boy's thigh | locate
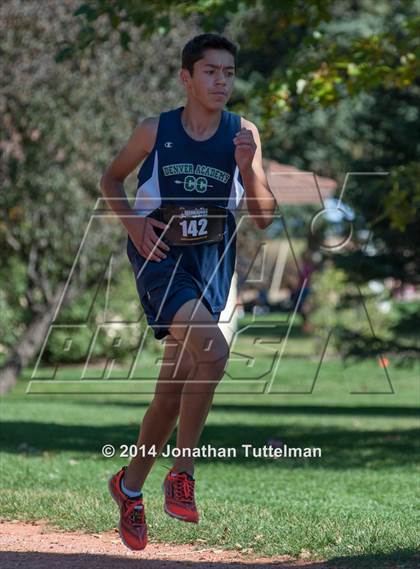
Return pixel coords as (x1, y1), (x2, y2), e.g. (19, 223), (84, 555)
(169, 298), (229, 365)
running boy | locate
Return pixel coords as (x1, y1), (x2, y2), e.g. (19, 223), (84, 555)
(100, 33), (276, 551)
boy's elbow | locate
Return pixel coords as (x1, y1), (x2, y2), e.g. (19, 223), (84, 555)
(99, 171), (118, 193)
(255, 218), (266, 230)
(254, 216), (273, 230)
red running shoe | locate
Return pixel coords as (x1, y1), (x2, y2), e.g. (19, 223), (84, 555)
(162, 468), (199, 523)
(108, 466), (147, 551)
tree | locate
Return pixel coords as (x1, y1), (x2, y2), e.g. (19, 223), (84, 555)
(66, 1), (419, 108)
(0, 0), (195, 392)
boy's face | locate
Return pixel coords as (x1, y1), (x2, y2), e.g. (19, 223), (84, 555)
(180, 48), (235, 110)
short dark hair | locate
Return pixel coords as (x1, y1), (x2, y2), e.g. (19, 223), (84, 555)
(181, 33), (238, 75)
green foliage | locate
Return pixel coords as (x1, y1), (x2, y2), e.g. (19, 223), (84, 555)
(228, 1), (420, 305)
(0, 0), (193, 361)
(69, 1), (419, 109)
(0, 259), (27, 350)
(290, 15), (419, 109)
(385, 162), (420, 232)
(43, 267), (145, 364)
(310, 264), (419, 366)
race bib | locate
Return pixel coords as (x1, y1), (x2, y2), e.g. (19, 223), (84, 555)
(159, 204), (227, 246)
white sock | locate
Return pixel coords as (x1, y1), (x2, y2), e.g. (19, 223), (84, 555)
(121, 475), (142, 498)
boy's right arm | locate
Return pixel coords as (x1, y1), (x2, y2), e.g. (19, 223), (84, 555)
(99, 117), (169, 262)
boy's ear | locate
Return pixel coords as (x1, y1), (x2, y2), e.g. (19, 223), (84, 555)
(179, 68), (191, 87)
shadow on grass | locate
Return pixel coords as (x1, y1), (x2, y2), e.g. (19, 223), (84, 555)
(1, 419), (418, 468)
(106, 402), (420, 418)
(0, 549), (418, 569)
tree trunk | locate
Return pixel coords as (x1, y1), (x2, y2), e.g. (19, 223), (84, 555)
(0, 291), (63, 394)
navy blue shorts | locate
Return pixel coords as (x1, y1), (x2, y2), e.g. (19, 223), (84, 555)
(127, 237), (221, 340)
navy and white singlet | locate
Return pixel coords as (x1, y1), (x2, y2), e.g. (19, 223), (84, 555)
(127, 105), (244, 340)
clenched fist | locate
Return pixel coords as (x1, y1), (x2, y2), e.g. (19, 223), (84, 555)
(233, 127), (256, 173)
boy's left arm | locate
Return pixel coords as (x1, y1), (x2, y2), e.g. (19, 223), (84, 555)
(234, 118), (277, 229)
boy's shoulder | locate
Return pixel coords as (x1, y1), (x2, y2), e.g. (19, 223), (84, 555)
(224, 109), (259, 133)
(222, 109), (260, 136)
(138, 106), (177, 131)
(135, 107), (180, 151)
(140, 115), (159, 131)
(132, 116), (159, 154)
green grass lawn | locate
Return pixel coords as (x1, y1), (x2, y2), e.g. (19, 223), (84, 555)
(1, 316), (419, 567)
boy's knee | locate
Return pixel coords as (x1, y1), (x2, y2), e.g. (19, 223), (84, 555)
(209, 335), (230, 368)
(190, 330), (229, 362)
(197, 341), (229, 381)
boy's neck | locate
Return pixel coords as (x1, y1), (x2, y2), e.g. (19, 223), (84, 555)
(181, 99), (222, 140)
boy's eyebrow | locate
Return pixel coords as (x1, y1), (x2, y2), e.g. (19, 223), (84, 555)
(203, 63), (235, 70)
